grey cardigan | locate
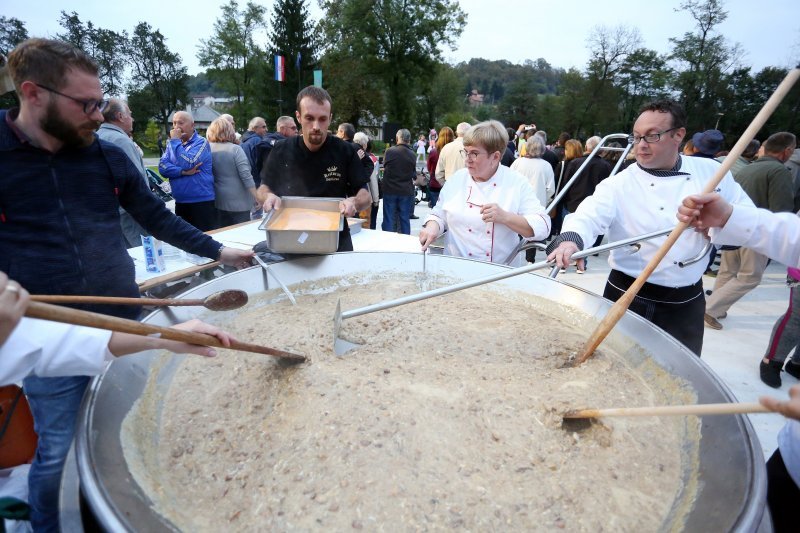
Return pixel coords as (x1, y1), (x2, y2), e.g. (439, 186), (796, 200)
(210, 142), (256, 212)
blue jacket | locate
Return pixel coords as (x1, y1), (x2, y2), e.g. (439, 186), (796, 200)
(158, 131), (215, 203)
(240, 130), (263, 180)
(0, 109), (222, 319)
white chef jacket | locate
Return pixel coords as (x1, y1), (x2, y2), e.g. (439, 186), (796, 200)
(561, 155), (754, 287)
(708, 204), (800, 487)
(0, 317), (113, 385)
(424, 165), (550, 266)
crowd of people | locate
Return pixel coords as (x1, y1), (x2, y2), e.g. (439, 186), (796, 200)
(1, 35), (800, 531)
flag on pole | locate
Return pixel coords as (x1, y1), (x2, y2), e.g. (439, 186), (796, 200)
(295, 51), (302, 70)
(274, 55), (285, 82)
(313, 69), (322, 87)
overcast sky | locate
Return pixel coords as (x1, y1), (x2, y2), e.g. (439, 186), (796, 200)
(6, 0), (800, 77)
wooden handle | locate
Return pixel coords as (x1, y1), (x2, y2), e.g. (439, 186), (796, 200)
(24, 301), (305, 362)
(573, 67), (800, 366)
(31, 295), (204, 307)
(564, 402), (770, 419)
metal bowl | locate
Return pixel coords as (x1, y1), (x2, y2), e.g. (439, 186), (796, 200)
(73, 252), (766, 531)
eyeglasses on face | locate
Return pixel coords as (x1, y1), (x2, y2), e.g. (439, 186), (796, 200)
(460, 149), (489, 161)
(36, 83), (108, 115)
(627, 127), (679, 145)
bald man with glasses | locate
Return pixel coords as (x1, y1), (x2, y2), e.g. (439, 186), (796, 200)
(546, 100), (753, 356)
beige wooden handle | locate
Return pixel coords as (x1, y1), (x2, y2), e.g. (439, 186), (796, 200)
(564, 402), (770, 419)
(574, 67), (800, 366)
(31, 295), (203, 307)
(24, 301), (305, 362)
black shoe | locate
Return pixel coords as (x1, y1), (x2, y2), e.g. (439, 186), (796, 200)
(410, 215), (419, 219)
(785, 359), (800, 380)
(760, 360), (783, 388)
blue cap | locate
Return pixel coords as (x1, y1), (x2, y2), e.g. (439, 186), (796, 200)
(692, 129), (724, 156)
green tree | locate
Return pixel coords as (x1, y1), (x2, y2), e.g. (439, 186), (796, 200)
(270, 0), (317, 96)
(579, 24), (642, 135)
(0, 16), (28, 108)
(127, 22), (189, 131)
(198, 0), (267, 124)
(319, 0), (466, 125)
(0, 16), (28, 56)
(57, 11), (127, 95)
(323, 51), (386, 127)
(496, 69), (539, 128)
(669, 0), (741, 131)
(616, 49), (672, 131)
(413, 62), (463, 131)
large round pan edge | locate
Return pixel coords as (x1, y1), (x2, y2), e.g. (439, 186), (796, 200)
(74, 251), (766, 532)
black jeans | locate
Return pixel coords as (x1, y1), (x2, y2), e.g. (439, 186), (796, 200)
(604, 270), (705, 356)
(766, 448), (800, 533)
(176, 200), (218, 232)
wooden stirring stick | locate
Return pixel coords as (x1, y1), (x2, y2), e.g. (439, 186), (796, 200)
(25, 301), (305, 362)
(572, 66), (800, 367)
(30, 289), (248, 312)
(563, 402), (770, 420)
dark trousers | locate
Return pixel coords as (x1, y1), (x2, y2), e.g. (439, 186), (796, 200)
(428, 189), (441, 208)
(381, 195), (414, 235)
(176, 200), (218, 232)
(603, 269), (705, 356)
(218, 209), (250, 228)
(766, 448), (800, 533)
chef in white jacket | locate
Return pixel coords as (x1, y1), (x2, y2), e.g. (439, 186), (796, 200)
(419, 120), (550, 266)
(677, 192), (800, 533)
(0, 272), (232, 386)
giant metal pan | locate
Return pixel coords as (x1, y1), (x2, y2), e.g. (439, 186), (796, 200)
(72, 252), (767, 531)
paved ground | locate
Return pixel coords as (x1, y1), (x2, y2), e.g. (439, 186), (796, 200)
(401, 197), (792, 459)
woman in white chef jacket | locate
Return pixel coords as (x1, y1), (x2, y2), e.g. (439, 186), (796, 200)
(419, 120), (550, 266)
(0, 272), (232, 386)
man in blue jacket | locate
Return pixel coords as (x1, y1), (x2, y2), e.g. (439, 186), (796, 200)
(1, 38), (253, 531)
(159, 111), (217, 231)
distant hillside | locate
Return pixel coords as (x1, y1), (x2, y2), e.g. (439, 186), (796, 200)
(186, 72), (229, 96)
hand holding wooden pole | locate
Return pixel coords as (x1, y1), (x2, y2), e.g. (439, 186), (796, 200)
(572, 67), (800, 367)
(25, 301), (306, 362)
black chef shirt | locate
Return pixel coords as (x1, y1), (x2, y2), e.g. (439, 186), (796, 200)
(263, 134), (369, 251)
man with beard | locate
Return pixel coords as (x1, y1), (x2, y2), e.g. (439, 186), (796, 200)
(257, 86), (370, 251)
(0, 38), (253, 531)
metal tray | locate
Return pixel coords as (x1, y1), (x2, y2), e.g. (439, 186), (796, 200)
(258, 196), (343, 253)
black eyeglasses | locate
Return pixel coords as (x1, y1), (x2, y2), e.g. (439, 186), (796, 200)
(628, 127), (679, 145)
(37, 84), (108, 115)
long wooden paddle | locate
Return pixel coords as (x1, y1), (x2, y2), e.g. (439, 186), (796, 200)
(572, 66), (800, 367)
(563, 402), (770, 420)
(24, 301), (305, 362)
(30, 289), (249, 311)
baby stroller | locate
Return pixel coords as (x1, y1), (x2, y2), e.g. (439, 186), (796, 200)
(413, 164), (429, 206)
(146, 168), (174, 203)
